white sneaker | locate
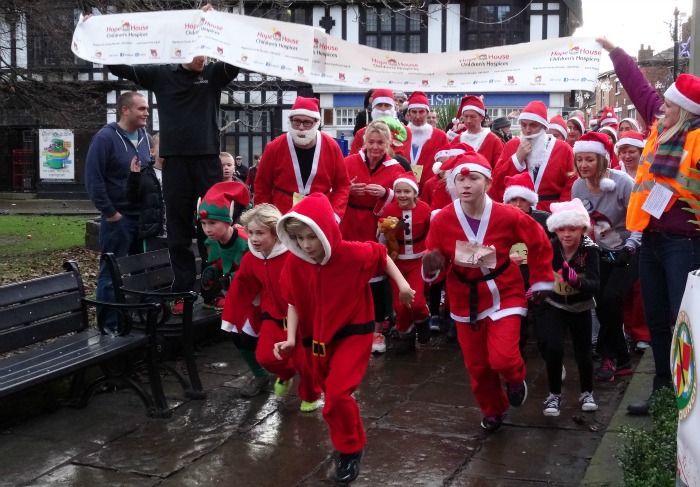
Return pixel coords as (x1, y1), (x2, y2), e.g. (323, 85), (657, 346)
(371, 332), (386, 354)
(580, 391), (598, 411)
(635, 341), (651, 352)
(543, 394), (561, 417)
(561, 365), (566, 381)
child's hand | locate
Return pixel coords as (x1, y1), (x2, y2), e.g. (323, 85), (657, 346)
(509, 252), (524, 266)
(273, 339), (295, 360)
(561, 261), (581, 288)
(422, 249), (445, 275)
(398, 286), (415, 307)
(130, 156), (140, 173)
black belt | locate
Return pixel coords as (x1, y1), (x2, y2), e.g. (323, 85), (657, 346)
(450, 260), (511, 329)
(260, 312), (286, 330)
(272, 186), (330, 198)
(300, 321), (375, 356)
(397, 233), (426, 245)
(347, 202), (374, 211)
(538, 193), (561, 201)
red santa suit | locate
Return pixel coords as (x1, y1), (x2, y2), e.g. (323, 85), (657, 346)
(278, 193), (388, 455)
(377, 199), (431, 333)
(340, 152), (404, 242)
(420, 174), (453, 210)
(408, 124), (449, 189)
(490, 135), (575, 212)
(459, 129), (504, 169)
(350, 124), (413, 160)
(222, 240), (321, 403)
(255, 131), (350, 218)
(424, 197), (554, 416)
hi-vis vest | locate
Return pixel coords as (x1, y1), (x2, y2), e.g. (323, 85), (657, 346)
(626, 122), (700, 231)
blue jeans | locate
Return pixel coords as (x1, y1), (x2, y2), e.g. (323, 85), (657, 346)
(96, 214), (141, 303)
(639, 231), (700, 388)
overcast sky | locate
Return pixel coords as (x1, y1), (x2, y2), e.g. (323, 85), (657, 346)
(574, 0), (693, 72)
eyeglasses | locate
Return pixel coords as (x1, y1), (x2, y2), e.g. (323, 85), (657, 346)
(290, 118), (316, 129)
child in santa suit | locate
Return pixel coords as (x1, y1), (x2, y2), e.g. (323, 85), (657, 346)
(199, 182), (269, 397)
(221, 203), (322, 411)
(375, 172), (432, 353)
(273, 193), (415, 484)
(422, 152), (554, 432)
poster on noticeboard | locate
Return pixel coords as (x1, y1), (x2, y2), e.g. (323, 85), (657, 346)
(38, 129), (75, 181)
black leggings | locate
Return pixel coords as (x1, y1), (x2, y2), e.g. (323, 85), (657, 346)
(370, 279), (390, 322)
(534, 305), (593, 395)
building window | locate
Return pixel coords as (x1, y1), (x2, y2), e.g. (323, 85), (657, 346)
(335, 108), (360, 127)
(246, 4), (311, 25)
(627, 107), (638, 121)
(462, 1), (526, 49)
(615, 80), (621, 94)
(360, 7), (426, 53)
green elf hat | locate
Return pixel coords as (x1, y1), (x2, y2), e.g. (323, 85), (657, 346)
(197, 181), (250, 223)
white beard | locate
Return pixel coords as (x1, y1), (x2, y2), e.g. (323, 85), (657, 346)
(408, 122), (432, 147)
(289, 123), (319, 146)
(524, 129), (548, 169)
(372, 107), (397, 121)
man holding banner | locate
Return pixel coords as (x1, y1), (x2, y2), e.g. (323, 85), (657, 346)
(406, 91), (448, 190)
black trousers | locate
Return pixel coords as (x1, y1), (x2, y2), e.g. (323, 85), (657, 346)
(162, 155), (223, 292)
(534, 305), (593, 395)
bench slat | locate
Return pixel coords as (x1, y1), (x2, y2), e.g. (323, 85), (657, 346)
(114, 248), (171, 275)
(121, 267), (174, 293)
(0, 272), (80, 308)
(0, 312), (86, 354)
(0, 291), (83, 332)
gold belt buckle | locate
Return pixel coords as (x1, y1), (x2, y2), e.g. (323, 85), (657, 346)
(312, 340), (326, 356)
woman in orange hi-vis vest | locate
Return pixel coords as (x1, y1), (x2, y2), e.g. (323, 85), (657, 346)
(598, 37), (700, 416)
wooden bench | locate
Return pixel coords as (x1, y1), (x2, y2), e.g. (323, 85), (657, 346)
(0, 261), (171, 418)
(104, 248), (223, 400)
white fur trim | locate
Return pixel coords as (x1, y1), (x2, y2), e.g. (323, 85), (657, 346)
(518, 112), (548, 128)
(503, 185), (538, 207)
(408, 102), (430, 111)
(435, 147), (467, 161)
(432, 161), (443, 174)
(276, 211), (332, 265)
(573, 140), (606, 155)
(548, 123), (568, 140)
(615, 137), (645, 152)
(599, 177), (617, 192)
(664, 82), (700, 115)
(461, 105), (485, 117)
(546, 209), (591, 232)
(289, 109), (320, 120)
(373, 96), (395, 107)
(393, 178), (419, 194)
(600, 117), (617, 127)
(247, 240), (287, 259)
(452, 163), (491, 179)
(568, 117), (585, 133)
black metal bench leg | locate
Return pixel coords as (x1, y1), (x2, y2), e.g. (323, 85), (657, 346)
(143, 345), (172, 418)
(181, 308), (206, 400)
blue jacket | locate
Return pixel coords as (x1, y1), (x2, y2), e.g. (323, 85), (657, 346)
(85, 122), (152, 218)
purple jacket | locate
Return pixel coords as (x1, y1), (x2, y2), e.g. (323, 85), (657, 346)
(608, 47), (662, 129)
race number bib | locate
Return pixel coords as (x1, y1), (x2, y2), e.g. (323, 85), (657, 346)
(553, 270), (583, 296)
(292, 192), (306, 207)
(510, 242), (528, 264)
(641, 183), (673, 219)
(410, 164), (423, 182)
(454, 241), (497, 269)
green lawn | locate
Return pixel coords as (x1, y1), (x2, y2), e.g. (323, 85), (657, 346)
(0, 215), (87, 258)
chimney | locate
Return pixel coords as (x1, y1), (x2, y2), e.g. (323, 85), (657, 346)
(638, 44), (654, 62)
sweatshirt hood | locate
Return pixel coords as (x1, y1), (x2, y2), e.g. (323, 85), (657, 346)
(276, 193), (340, 265)
(247, 239), (287, 259)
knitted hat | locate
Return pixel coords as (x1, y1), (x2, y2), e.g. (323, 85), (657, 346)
(393, 171), (419, 193)
(433, 142), (474, 173)
(567, 115), (585, 134)
(619, 117), (641, 132)
(518, 100), (549, 127)
(198, 181), (250, 223)
(407, 91), (430, 111)
(547, 198), (591, 232)
(615, 130), (646, 153)
(458, 95), (485, 117)
(503, 172), (538, 207)
(289, 96), (321, 120)
(573, 132), (616, 192)
(491, 117), (510, 130)
(599, 106), (618, 127)
(664, 74), (700, 115)
(548, 115), (568, 139)
(372, 88), (395, 108)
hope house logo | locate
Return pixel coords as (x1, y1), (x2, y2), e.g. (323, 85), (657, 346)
(673, 311), (696, 420)
(106, 20), (148, 34)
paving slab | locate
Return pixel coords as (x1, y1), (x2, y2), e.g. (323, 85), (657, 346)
(31, 464), (159, 487)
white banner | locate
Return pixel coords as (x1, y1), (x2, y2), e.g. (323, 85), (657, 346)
(72, 10), (601, 93)
(673, 270), (700, 487)
(38, 129), (75, 181)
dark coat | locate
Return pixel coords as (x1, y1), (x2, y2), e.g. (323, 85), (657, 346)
(126, 163), (165, 239)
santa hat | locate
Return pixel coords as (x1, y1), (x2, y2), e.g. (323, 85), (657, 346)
(458, 95), (485, 117)
(442, 151), (492, 197)
(547, 198), (591, 232)
(600, 106), (618, 127)
(503, 172), (538, 207)
(548, 115), (568, 139)
(663, 74), (700, 115)
(393, 171), (419, 194)
(620, 117), (641, 132)
(518, 100), (549, 127)
(615, 130), (646, 153)
(599, 125), (618, 144)
(372, 88), (395, 108)
(568, 115), (585, 134)
(589, 119), (598, 129)
(573, 132), (617, 192)
(198, 181), (250, 223)
(433, 142), (474, 174)
(289, 96), (321, 120)
(407, 91), (430, 111)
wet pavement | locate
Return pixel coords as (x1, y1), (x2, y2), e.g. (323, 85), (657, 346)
(0, 332), (645, 487)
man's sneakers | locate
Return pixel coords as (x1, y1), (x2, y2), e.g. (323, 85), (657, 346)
(579, 391), (598, 411)
(506, 381), (528, 407)
(635, 341), (651, 353)
(594, 357), (616, 382)
(273, 377), (293, 398)
(445, 317), (457, 341)
(171, 299), (185, 315)
(429, 315), (442, 333)
(371, 332), (386, 354)
(240, 375), (270, 397)
(300, 399), (323, 412)
(335, 450), (363, 484)
(480, 414), (504, 432)
(543, 394), (561, 416)
(415, 318), (431, 344)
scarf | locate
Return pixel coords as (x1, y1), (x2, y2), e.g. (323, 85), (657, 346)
(649, 116), (700, 177)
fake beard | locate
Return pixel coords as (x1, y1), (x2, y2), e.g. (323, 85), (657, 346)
(289, 124), (319, 146)
(524, 129), (547, 168)
(408, 122), (432, 146)
(372, 107), (397, 121)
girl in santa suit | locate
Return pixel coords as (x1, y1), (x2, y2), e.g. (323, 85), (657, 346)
(422, 151), (554, 432)
(375, 172), (433, 353)
(341, 119), (406, 353)
(222, 204), (322, 411)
